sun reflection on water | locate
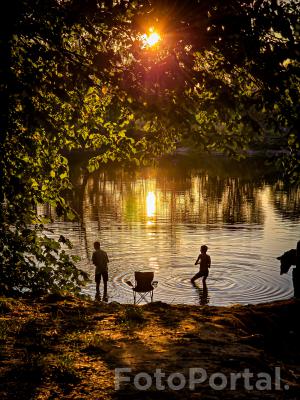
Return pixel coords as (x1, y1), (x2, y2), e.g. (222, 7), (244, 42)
(146, 191), (156, 218)
(40, 164), (300, 306)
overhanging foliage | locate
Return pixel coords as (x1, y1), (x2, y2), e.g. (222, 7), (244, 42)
(0, 0), (299, 294)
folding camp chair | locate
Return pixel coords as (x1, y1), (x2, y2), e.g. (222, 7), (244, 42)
(126, 272), (158, 304)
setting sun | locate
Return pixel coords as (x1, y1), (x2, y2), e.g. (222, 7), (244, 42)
(142, 27), (161, 48)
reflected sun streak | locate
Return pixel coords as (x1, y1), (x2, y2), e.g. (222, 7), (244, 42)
(146, 191), (156, 218)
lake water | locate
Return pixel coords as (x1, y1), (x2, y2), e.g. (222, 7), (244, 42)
(41, 156), (300, 306)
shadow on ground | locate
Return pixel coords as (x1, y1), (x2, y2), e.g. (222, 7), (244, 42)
(0, 296), (299, 399)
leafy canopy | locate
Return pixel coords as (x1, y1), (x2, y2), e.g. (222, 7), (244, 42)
(0, 0), (299, 294)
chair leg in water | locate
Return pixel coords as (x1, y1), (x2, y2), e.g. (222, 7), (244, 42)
(133, 290), (154, 304)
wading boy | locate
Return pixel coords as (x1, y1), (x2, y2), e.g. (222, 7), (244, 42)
(191, 245), (211, 286)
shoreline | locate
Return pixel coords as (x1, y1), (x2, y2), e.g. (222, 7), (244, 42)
(1, 295), (299, 399)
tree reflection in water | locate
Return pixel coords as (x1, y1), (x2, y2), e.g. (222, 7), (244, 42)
(36, 157), (300, 305)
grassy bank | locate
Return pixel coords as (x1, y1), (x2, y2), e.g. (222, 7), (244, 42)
(0, 296), (299, 399)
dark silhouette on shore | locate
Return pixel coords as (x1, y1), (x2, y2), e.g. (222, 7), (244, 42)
(191, 245), (211, 287)
(92, 241), (109, 301)
(277, 240), (300, 298)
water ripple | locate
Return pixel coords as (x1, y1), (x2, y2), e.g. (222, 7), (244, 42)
(45, 167), (299, 306)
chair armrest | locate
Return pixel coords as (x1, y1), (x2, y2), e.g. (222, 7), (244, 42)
(152, 281), (158, 288)
(126, 280), (133, 287)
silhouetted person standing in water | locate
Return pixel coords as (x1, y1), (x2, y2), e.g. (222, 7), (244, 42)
(92, 241), (109, 301)
(191, 245), (211, 288)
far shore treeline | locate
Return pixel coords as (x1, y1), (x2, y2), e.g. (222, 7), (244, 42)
(0, 0), (299, 295)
